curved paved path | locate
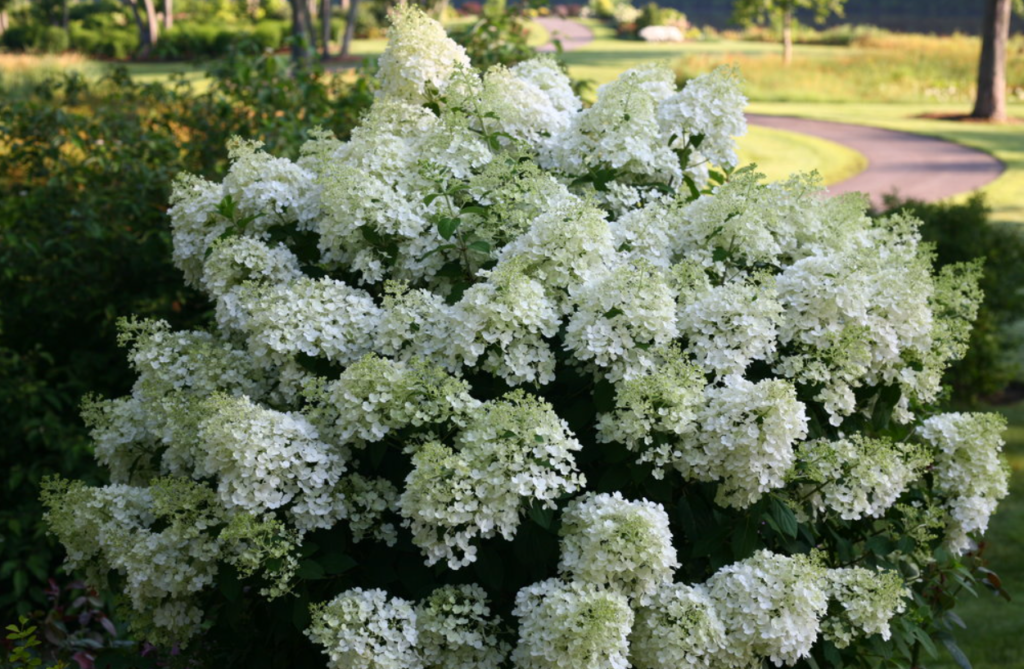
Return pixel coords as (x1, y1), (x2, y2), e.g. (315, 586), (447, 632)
(747, 114), (1005, 209)
(535, 16), (595, 52)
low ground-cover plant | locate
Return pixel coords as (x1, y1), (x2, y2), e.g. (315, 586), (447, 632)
(40, 5), (1011, 669)
(0, 51), (372, 627)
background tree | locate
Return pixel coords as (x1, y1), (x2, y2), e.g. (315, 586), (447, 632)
(121, 0), (159, 54)
(732, 0), (848, 65)
(971, 0), (1022, 121)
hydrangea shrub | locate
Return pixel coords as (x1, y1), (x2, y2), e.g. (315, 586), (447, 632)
(43, 5), (1010, 668)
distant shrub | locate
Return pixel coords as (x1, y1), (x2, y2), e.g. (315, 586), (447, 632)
(252, 19), (289, 50)
(883, 194), (1024, 403)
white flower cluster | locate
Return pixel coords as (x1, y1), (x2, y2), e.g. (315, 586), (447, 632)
(400, 391), (585, 568)
(511, 579), (634, 669)
(919, 412), (1010, 554)
(796, 435), (932, 521)
(306, 585), (507, 669)
(679, 376), (808, 508)
(306, 588), (421, 669)
(198, 395), (348, 532)
(558, 492), (679, 602)
(706, 550), (829, 667)
(415, 584), (509, 669)
(629, 583), (726, 669)
(824, 567), (908, 648)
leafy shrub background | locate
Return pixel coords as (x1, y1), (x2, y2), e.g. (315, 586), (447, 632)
(883, 195), (1024, 404)
(0, 52), (373, 624)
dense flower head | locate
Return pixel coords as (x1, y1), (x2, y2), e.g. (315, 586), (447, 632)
(306, 588), (421, 669)
(558, 492), (679, 601)
(511, 579), (633, 669)
(629, 583), (727, 669)
(46, 7), (1002, 666)
(415, 584), (509, 669)
(919, 412), (1010, 554)
(707, 550), (829, 667)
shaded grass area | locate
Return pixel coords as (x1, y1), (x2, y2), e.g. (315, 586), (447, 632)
(930, 402), (1024, 669)
(738, 124), (867, 186)
(746, 101), (1024, 226)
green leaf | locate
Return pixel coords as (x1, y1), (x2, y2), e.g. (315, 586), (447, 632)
(936, 630), (972, 669)
(460, 205), (488, 216)
(320, 553), (358, 575)
(467, 240), (491, 254)
(712, 247), (730, 263)
(731, 518), (759, 560)
(437, 217), (460, 240)
(769, 497), (799, 538)
(296, 560), (326, 580)
(423, 193), (441, 206)
(709, 169), (726, 185)
(528, 503), (555, 531)
(871, 384), (902, 431)
(603, 307), (624, 319)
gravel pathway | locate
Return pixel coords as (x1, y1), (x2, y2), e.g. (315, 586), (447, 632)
(747, 114), (1005, 209)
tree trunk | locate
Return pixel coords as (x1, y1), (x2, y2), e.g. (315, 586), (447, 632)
(972, 0), (1012, 121)
(62, 0), (69, 29)
(341, 0), (359, 56)
(0, 11), (7, 36)
(123, 0), (154, 55)
(321, 0), (331, 59)
(434, 0), (448, 20)
(290, 0), (315, 62)
(164, 0), (173, 31)
(781, 8), (793, 66)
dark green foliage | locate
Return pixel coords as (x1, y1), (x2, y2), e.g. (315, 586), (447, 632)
(451, 0), (540, 70)
(883, 194), (1024, 404)
(0, 54), (373, 626)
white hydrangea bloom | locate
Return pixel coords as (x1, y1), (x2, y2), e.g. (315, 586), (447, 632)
(558, 492), (679, 602)
(377, 284), (461, 369)
(543, 66), (679, 185)
(311, 354), (477, 446)
(336, 473), (400, 546)
(168, 172), (227, 287)
(676, 273), (783, 376)
(824, 567), (908, 648)
(198, 395), (348, 531)
(399, 392), (585, 568)
(416, 585), (509, 669)
(707, 550), (828, 667)
(595, 345), (705, 475)
(238, 276), (382, 365)
(201, 236), (303, 331)
(511, 56), (581, 119)
(223, 138), (321, 229)
(476, 66), (569, 149)
(630, 583), (727, 669)
(919, 412), (1010, 554)
(306, 588), (422, 669)
(453, 260), (561, 385)
(565, 261), (679, 382)
(512, 579), (633, 669)
(796, 436), (931, 521)
(376, 4), (471, 104)
(658, 66), (747, 170)
(497, 196), (616, 308)
(678, 376), (808, 508)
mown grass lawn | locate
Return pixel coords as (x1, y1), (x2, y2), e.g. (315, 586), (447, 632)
(930, 402), (1024, 669)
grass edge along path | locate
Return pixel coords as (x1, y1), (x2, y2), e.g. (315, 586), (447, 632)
(746, 101), (1024, 226)
(738, 124), (867, 186)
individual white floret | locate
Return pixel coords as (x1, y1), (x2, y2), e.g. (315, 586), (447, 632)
(512, 579), (633, 669)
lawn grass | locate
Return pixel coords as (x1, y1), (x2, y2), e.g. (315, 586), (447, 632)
(929, 401), (1024, 669)
(738, 125), (867, 186)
